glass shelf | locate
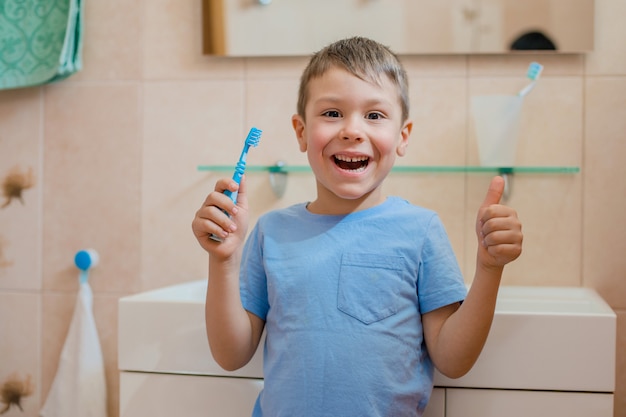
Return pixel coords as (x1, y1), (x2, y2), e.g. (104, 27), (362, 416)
(197, 164), (579, 199)
(197, 165), (580, 175)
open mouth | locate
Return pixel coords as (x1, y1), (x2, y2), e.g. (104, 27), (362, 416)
(333, 155), (369, 172)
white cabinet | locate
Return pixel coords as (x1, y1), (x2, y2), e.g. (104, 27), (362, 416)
(118, 280), (263, 417)
(434, 286), (616, 393)
(119, 283), (616, 417)
(446, 389), (614, 417)
(435, 286), (616, 417)
(120, 372), (262, 417)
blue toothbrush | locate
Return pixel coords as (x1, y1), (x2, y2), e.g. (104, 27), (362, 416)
(517, 62), (543, 97)
(210, 127), (262, 242)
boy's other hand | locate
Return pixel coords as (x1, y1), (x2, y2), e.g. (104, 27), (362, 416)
(475, 176), (523, 270)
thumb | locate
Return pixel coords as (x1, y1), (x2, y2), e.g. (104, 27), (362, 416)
(481, 176), (505, 208)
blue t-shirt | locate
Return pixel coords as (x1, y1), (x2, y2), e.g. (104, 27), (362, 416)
(240, 197), (467, 417)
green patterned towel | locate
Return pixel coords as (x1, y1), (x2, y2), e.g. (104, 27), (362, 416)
(0, 0), (83, 90)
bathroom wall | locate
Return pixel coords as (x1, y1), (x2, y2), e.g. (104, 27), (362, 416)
(0, 1), (624, 416)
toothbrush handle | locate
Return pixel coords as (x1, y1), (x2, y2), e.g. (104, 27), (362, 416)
(518, 81), (536, 97)
(210, 140), (254, 242)
(223, 158), (247, 202)
(210, 163), (243, 241)
(231, 160), (246, 186)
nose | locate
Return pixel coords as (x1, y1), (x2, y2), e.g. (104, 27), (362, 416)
(341, 116), (363, 141)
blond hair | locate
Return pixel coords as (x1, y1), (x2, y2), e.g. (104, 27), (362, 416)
(296, 37), (410, 122)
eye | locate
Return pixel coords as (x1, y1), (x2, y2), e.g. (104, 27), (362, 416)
(322, 110), (341, 118)
(366, 112), (385, 120)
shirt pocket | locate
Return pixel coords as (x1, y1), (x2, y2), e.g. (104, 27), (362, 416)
(337, 253), (405, 325)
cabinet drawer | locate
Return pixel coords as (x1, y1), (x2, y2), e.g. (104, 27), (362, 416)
(120, 372), (263, 417)
(446, 388), (613, 417)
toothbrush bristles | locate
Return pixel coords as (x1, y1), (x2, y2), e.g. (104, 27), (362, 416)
(518, 62), (543, 97)
(528, 62), (543, 81)
(246, 127), (262, 147)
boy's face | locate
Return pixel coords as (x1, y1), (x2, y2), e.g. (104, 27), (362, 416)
(292, 67), (412, 214)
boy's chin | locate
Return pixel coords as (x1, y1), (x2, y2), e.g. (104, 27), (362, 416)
(324, 184), (384, 205)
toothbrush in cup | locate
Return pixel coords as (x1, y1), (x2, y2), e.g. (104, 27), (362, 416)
(517, 62), (543, 97)
(210, 127), (262, 242)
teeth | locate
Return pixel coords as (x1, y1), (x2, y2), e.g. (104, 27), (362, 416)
(333, 154), (369, 173)
(334, 155), (368, 162)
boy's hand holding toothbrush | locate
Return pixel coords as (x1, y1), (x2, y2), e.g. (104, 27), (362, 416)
(475, 176), (523, 271)
(192, 127), (261, 258)
(192, 175), (250, 259)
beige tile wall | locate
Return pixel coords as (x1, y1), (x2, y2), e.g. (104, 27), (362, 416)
(0, 1), (624, 416)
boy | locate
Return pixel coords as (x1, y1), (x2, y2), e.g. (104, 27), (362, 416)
(192, 37), (523, 416)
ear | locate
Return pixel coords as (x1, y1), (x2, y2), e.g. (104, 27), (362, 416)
(396, 119), (412, 157)
(292, 114), (307, 152)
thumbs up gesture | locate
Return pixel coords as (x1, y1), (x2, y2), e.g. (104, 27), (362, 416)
(476, 176), (523, 270)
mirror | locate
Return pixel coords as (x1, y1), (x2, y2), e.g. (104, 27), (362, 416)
(203, 0), (594, 57)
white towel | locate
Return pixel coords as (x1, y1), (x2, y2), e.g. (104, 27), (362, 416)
(40, 282), (107, 417)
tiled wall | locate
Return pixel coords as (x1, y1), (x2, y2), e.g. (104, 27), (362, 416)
(0, 1), (624, 416)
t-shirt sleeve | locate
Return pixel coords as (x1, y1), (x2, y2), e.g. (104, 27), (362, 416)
(239, 222), (269, 321)
(417, 214), (467, 314)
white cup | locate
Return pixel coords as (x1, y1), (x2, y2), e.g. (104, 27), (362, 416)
(471, 95), (523, 167)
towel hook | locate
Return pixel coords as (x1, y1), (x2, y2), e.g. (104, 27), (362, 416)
(74, 249), (99, 283)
